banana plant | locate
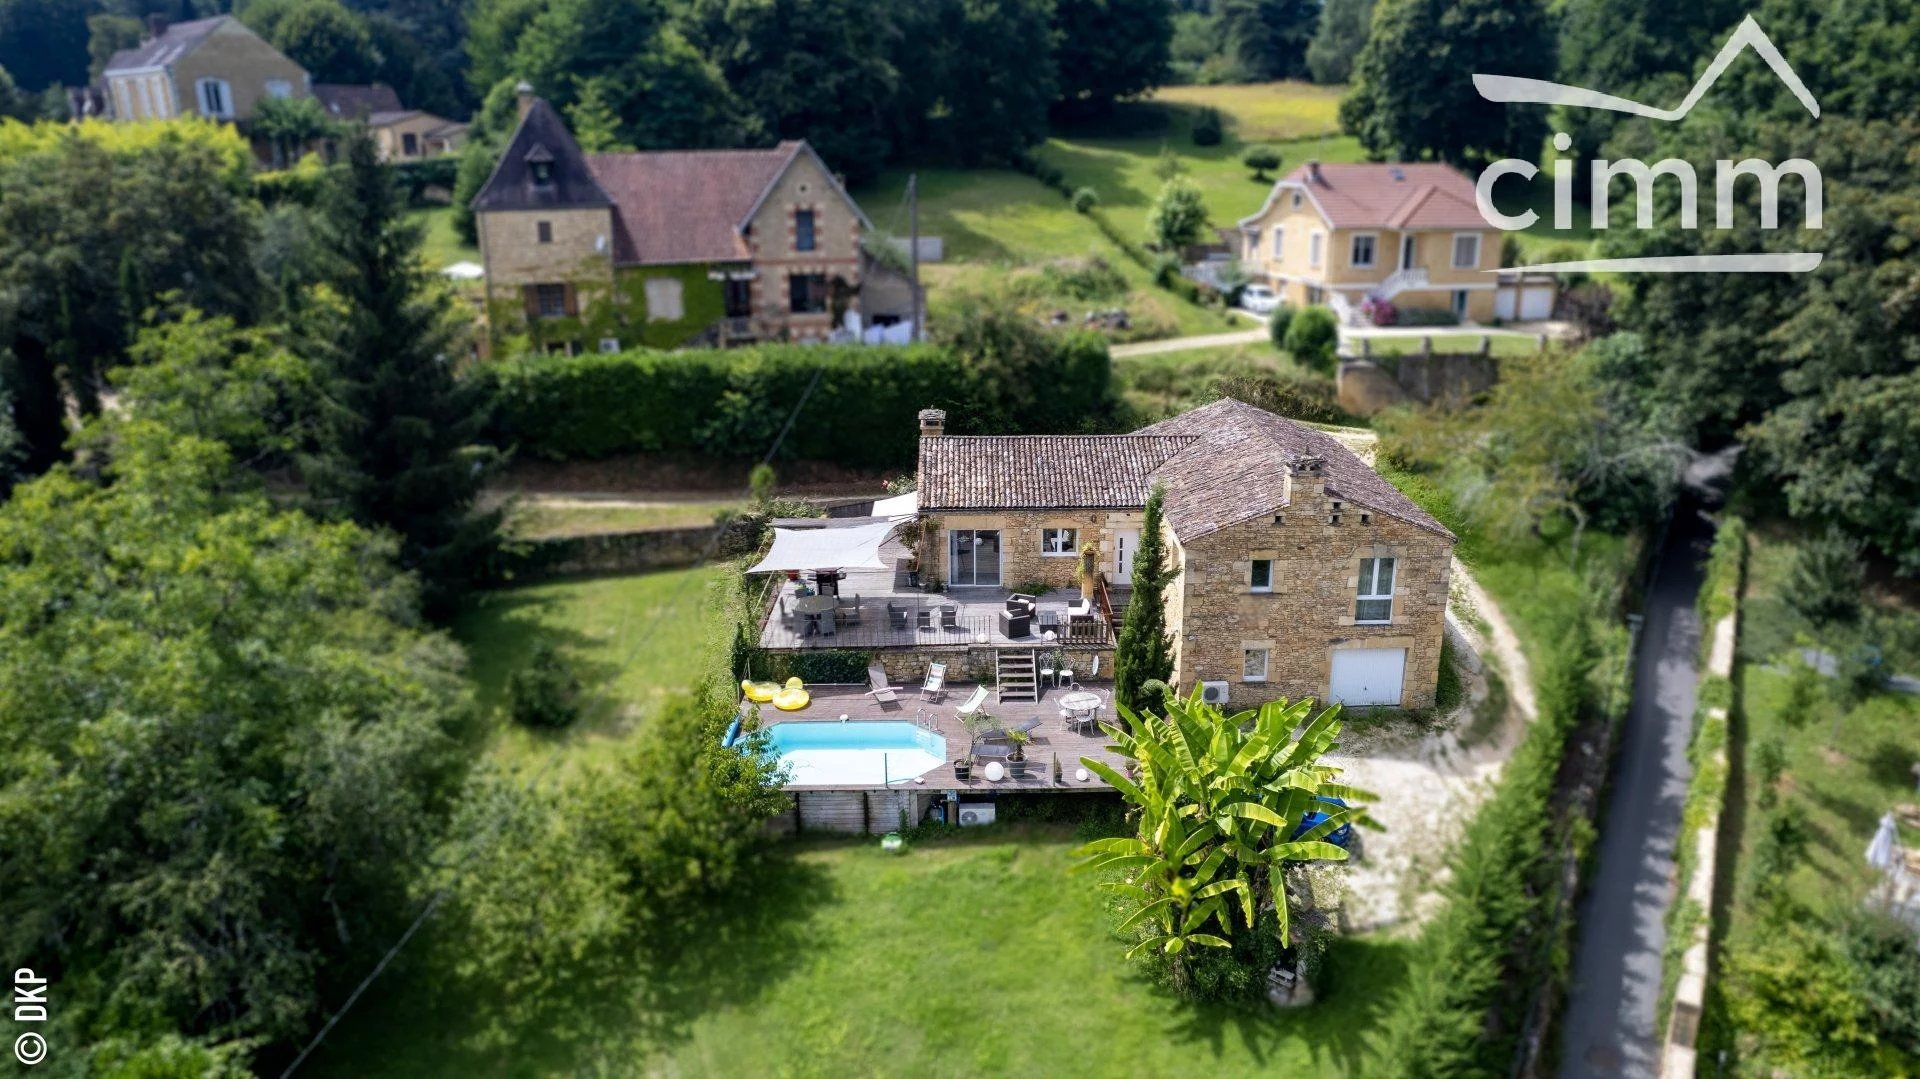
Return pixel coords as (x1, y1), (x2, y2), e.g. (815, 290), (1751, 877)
(1073, 689), (1376, 971)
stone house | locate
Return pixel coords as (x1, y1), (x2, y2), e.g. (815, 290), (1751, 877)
(103, 16), (309, 128)
(755, 399), (1455, 711)
(470, 86), (903, 355)
(1233, 160), (1555, 326)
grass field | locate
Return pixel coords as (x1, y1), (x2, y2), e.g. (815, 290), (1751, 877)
(413, 205), (479, 269)
(1358, 333), (1545, 358)
(1115, 340), (1325, 417)
(502, 499), (742, 539)
(453, 565), (725, 770)
(312, 826), (1406, 1077)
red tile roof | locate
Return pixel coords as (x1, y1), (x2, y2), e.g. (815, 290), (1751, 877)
(918, 435), (1200, 511)
(586, 143), (802, 266)
(1273, 162), (1486, 231)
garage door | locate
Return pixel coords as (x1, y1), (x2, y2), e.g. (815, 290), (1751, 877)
(1519, 286), (1555, 320)
(1329, 648), (1407, 706)
(1494, 289), (1517, 321)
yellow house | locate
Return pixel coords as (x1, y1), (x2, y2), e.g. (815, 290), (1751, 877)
(1235, 161), (1527, 325)
(102, 16), (308, 125)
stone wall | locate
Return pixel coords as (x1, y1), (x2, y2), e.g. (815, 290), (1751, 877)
(921, 509), (1144, 592)
(872, 644), (1114, 688)
(744, 149), (864, 342)
(1337, 350), (1501, 416)
(1168, 466), (1453, 709)
(502, 519), (759, 581)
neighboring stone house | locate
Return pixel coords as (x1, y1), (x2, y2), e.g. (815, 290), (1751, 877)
(103, 16), (308, 127)
(469, 86), (892, 354)
(1234, 160), (1554, 326)
(914, 398), (1456, 708)
(313, 84), (466, 161)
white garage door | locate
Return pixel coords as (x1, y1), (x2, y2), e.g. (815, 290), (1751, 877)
(1329, 648), (1407, 706)
(1494, 288), (1517, 321)
(1520, 286), (1555, 320)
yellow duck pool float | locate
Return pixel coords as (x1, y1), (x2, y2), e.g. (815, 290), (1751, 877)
(772, 676), (810, 711)
(741, 679), (778, 703)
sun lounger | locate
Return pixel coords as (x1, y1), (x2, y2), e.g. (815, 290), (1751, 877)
(865, 662), (899, 705)
(921, 662), (947, 702)
(955, 685), (989, 718)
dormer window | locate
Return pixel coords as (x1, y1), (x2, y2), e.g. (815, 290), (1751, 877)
(525, 144), (556, 188)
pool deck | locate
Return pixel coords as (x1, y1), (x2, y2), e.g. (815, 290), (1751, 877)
(752, 682), (1128, 794)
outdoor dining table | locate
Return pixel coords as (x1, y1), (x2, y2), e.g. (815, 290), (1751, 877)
(793, 594), (837, 636)
(1059, 690), (1103, 731)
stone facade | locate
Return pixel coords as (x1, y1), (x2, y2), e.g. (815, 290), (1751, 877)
(478, 207), (617, 319)
(1167, 465), (1452, 709)
(919, 509), (1144, 592)
(743, 150), (864, 343)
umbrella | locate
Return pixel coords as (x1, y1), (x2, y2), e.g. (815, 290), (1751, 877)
(1867, 812), (1900, 870)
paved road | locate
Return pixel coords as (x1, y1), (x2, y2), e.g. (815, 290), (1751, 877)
(1560, 504), (1715, 1078)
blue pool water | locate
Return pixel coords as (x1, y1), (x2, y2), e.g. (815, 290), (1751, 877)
(764, 722), (948, 786)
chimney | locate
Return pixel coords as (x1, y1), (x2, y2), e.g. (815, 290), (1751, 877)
(918, 408), (946, 439)
(1306, 159), (1323, 185)
(1285, 454), (1326, 509)
(515, 80), (536, 120)
(145, 14), (168, 41)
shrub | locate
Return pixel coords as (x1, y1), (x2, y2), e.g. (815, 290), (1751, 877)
(1146, 176), (1208, 251)
(1267, 303), (1296, 347)
(1394, 306), (1459, 327)
(1070, 186), (1100, 213)
(1242, 145), (1282, 181)
(1190, 106), (1223, 146)
(507, 639), (583, 728)
(1210, 373), (1344, 425)
(1037, 256), (1127, 301)
(1283, 306), (1340, 371)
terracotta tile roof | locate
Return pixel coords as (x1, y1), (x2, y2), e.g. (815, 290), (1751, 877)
(586, 143), (802, 266)
(1136, 399), (1454, 541)
(1270, 162), (1486, 231)
(918, 435), (1199, 511)
(104, 17), (228, 73)
(314, 83), (403, 120)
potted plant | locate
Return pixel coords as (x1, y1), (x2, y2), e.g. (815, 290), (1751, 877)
(1005, 728), (1032, 779)
(1077, 542), (1101, 602)
(953, 756), (973, 781)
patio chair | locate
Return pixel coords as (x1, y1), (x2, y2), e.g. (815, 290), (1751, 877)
(917, 608), (933, 633)
(955, 685), (989, 719)
(838, 593), (862, 626)
(1039, 652), (1056, 687)
(887, 602), (908, 631)
(940, 605), (959, 631)
(864, 662), (899, 705)
(778, 594), (796, 629)
(1064, 654), (1100, 690)
(921, 662), (947, 702)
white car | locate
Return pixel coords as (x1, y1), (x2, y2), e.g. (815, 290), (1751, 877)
(1240, 284), (1279, 314)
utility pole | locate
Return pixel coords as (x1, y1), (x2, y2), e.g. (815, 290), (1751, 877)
(907, 173), (922, 342)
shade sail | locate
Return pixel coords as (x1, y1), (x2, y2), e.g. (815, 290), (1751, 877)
(747, 520), (896, 573)
(871, 491), (918, 519)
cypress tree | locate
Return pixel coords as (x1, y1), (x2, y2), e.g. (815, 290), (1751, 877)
(305, 131), (498, 616)
(1114, 484), (1175, 714)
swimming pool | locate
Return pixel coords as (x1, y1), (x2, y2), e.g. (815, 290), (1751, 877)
(764, 722), (948, 786)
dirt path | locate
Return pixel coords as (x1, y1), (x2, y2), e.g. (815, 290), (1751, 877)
(1311, 558), (1538, 932)
(1109, 327), (1269, 357)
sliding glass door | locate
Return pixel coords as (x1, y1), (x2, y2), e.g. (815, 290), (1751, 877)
(948, 529), (1002, 587)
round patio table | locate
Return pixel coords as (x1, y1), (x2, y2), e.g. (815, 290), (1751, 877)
(1058, 690), (1102, 714)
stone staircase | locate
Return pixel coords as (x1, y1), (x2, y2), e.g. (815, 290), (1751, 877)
(996, 648), (1039, 703)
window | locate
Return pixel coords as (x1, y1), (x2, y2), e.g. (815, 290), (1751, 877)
(1350, 234), (1377, 268)
(1040, 528), (1078, 556)
(536, 220), (553, 244)
(1452, 233), (1481, 268)
(1356, 556), (1396, 623)
(195, 78), (231, 118)
(1451, 289), (1469, 317)
(264, 79), (292, 100)
(794, 209), (816, 252)
(402, 131), (419, 156)
(1309, 231), (1325, 268)
(1399, 234), (1417, 270)
(1243, 648), (1270, 683)
(1270, 227), (1284, 259)
(598, 337), (621, 353)
(644, 277), (685, 321)
(533, 283), (568, 319)
(1291, 191), (1303, 209)
(1250, 558), (1273, 593)
(788, 273), (828, 314)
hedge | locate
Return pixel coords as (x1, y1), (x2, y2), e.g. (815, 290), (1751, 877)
(478, 337), (1115, 469)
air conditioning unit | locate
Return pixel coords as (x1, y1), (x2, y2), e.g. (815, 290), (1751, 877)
(1199, 681), (1231, 705)
(957, 803), (996, 827)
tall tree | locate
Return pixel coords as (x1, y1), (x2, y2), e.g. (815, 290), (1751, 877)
(87, 13), (145, 82)
(1339, 0), (1554, 164)
(0, 0), (90, 92)
(892, 0), (1057, 165)
(1049, 0), (1171, 119)
(1305, 0), (1372, 85)
(1217, 0), (1318, 82)
(1554, 0), (1743, 169)
(1113, 484), (1175, 712)
(241, 0), (380, 83)
(304, 133), (498, 612)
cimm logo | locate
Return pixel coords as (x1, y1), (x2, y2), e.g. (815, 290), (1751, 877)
(1471, 15), (1822, 273)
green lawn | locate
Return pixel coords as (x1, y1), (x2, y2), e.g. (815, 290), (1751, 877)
(1358, 334), (1545, 358)
(1115, 340), (1327, 417)
(503, 499), (742, 539)
(411, 205), (479, 269)
(311, 826), (1405, 1076)
(453, 565), (725, 770)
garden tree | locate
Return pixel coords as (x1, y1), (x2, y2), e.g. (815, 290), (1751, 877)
(893, 0), (1057, 165)
(0, 120), (262, 476)
(0, 0), (90, 91)
(242, 0), (380, 84)
(253, 93), (338, 167)
(87, 13), (145, 81)
(565, 76), (631, 152)
(1339, 0), (1554, 164)
(304, 133), (500, 612)
(1074, 693), (1370, 996)
(0, 360), (21, 498)
(0, 64), (31, 121)
(1146, 175), (1208, 250)
(1784, 527), (1865, 630)
(681, 0), (901, 183)
(1168, 8), (1230, 83)
(1281, 304), (1337, 370)
(1216, 0), (1318, 82)
(1553, 0), (1742, 170)
(1048, 0), (1172, 119)
(930, 291), (1117, 435)
(347, 0), (472, 111)
(112, 310), (316, 471)
(464, 0), (546, 96)
(1113, 484), (1174, 713)
(1241, 143), (1281, 181)
(1305, 0), (1371, 85)
(0, 417), (471, 1063)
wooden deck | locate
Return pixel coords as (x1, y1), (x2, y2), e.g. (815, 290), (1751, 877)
(755, 539), (1126, 651)
(753, 683), (1128, 794)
